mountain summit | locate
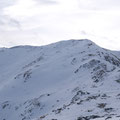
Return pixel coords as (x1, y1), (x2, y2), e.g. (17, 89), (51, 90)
(0, 39), (120, 120)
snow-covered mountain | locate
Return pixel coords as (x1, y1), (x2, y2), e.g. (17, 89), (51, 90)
(1, 39), (120, 120)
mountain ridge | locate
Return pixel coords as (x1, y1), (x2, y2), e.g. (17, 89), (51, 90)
(0, 39), (120, 120)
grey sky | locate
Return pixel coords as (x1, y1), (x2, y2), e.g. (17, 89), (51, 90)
(35, 0), (58, 4)
(0, 0), (120, 50)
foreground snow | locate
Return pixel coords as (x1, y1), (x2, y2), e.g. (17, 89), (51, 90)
(0, 39), (120, 120)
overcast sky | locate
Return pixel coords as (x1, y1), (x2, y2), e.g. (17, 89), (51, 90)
(0, 0), (120, 50)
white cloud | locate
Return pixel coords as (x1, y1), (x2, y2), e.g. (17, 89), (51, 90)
(0, 0), (120, 50)
(78, 0), (120, 11)
(35, 0), (58, 5)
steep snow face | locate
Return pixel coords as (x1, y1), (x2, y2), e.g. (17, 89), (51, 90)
(0, 39), (120, 120)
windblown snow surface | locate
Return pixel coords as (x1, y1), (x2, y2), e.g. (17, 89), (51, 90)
(1, 39), (120, 120)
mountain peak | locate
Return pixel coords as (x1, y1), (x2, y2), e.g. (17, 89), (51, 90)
(0, 39), (120, 120)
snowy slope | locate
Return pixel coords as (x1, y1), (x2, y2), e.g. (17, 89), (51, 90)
(0, 39), (120, 120)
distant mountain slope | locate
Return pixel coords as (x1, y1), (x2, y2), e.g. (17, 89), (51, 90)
(0, 39), (120, 120)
